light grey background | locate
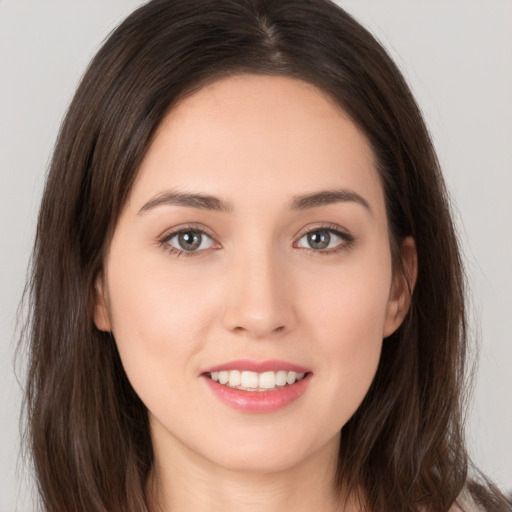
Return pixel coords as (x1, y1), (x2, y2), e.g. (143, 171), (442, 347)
(1, 1), (510, 510)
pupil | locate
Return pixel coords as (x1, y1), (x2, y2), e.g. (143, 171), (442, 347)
(179, 231), (201, 250)
(308, 230), (330, 250)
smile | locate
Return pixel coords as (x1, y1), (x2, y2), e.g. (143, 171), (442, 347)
(201, 360), (312, 413)
(208, 370), (306, 391)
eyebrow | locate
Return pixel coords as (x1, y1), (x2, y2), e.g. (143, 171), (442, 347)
(138, 190), (233, 214)
(138, 188), (371, 215)
(290, 189), (372, 213)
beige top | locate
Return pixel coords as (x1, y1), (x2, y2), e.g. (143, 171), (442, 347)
(450, 488), (486, 512)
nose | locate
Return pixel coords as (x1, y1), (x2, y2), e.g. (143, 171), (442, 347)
(222, 246), (297, 339)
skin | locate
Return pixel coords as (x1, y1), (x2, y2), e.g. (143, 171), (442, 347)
(95, 74), (417, 512)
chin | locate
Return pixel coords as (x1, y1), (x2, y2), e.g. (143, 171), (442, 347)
(197, 426), (339, 475)
(207, 447), (312, 474)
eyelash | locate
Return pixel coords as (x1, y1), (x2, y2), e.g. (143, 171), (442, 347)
(158, 224), (218, 258)
(293, 223), (355, 255)
(157, 223), (355, 258)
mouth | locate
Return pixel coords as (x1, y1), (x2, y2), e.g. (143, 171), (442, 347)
(200, 361), (312, 412)
(206, 369), (309, 392)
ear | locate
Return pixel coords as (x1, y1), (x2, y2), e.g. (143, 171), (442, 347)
(383, 237), (417, 337)
(93, 273), (111, 332)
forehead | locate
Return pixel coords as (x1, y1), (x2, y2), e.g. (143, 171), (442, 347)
(128, 74), (385, 216)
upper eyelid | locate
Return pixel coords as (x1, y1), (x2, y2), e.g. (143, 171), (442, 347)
(294, 222), (352, 239)
(158, 223), (218, 243)
(158, 227), (219, 257)
(293, 225), (355, 252)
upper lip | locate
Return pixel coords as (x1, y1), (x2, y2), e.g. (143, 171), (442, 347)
(202, 359), (311, 374)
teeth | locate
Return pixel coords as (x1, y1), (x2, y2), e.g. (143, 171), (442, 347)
(228, 370), (241, 387)
(209, 369), (307, 390)
(259, 371), (276, 389)
(240, 371), (259, 388)
(275, 370), (287, 386)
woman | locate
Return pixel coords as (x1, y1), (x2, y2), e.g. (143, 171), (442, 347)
(21, 0), (510, 511)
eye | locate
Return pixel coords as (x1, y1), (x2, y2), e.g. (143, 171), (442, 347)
(295, 227), (352, 252)
(166, 229), (215, 252)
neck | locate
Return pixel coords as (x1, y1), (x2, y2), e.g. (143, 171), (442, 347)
(146, 432), (358, 512)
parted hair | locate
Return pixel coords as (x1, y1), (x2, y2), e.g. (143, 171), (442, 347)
(21, 0), (510, 511)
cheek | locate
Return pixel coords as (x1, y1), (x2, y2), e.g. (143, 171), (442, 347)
(104, 245), (221, 401)
(296, 251), (392, 423)
(108, 231), (217, 336)
(301, 248), (392, 342)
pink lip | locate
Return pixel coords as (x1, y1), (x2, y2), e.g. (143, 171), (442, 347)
(202, 359), (311, 374)
(200, 360), (312, 413)
(202, 375), (311, 413)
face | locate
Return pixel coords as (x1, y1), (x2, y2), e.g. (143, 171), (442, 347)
(95, 74), (414, 474)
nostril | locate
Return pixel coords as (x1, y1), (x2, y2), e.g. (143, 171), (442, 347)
(232, 324), (286, 337)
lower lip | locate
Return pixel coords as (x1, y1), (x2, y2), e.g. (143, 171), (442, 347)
(202, 374), (312, 413)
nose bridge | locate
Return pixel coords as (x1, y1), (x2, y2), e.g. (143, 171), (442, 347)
(222, 239), (296, 338)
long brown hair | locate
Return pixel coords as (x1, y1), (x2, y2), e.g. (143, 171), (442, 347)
(21, 0), (510, 511)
